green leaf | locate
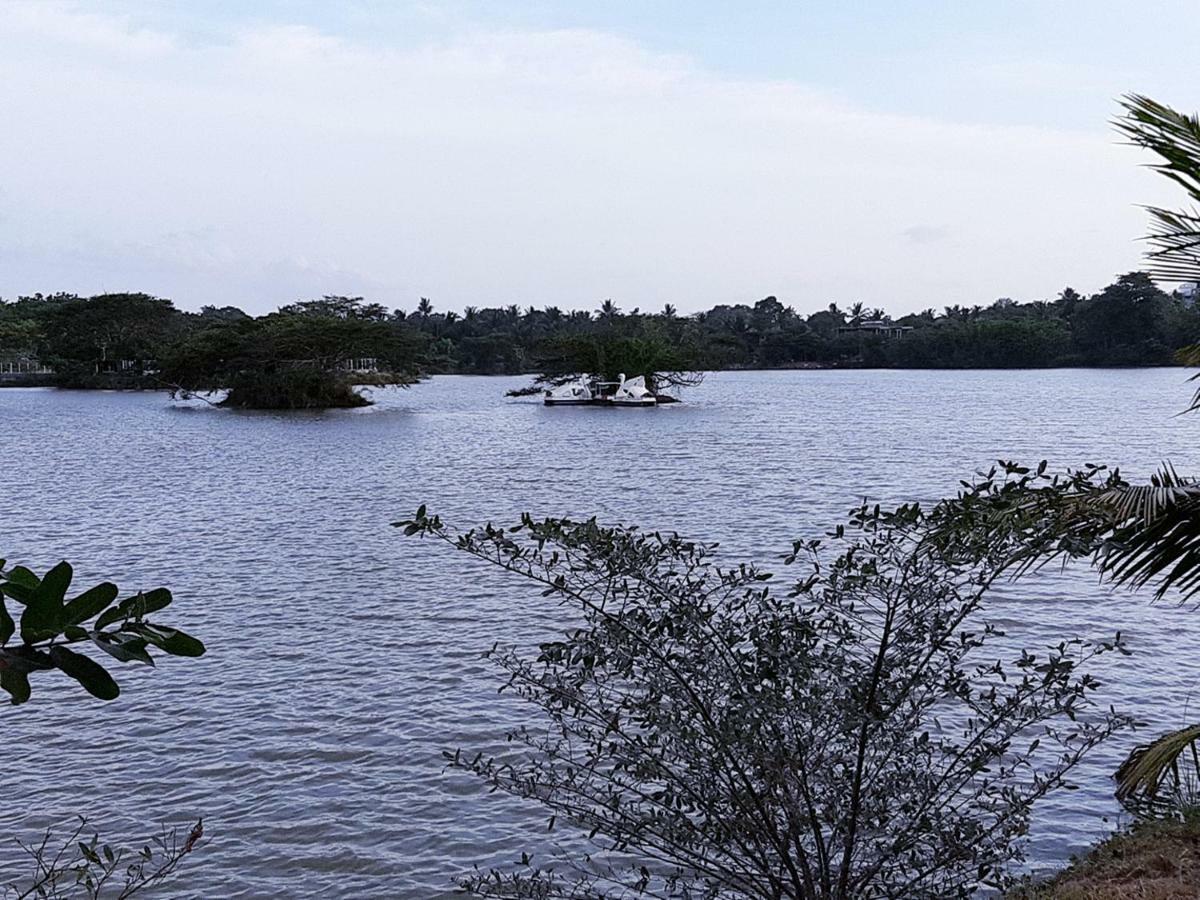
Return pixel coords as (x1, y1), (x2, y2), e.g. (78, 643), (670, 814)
(20, 596), (60, 644)
(49, 646), (119, 701)
(19, 561), (74, 642)
(0, 668), (31, 705)
(95, 588), (171, 630)
(36, 561), (73, 606)
(95, 605), (126, 631)
(129, 624), (205, 657)
(4, 566), (40, 590)
(126, 588), (173, 618)
(63, 582), (119, 627)
(90, 633), (155, 666)
(1, 579), (36, 606)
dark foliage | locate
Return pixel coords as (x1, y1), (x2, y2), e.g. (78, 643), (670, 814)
(398, 504), (1129, 898)
(4, 274), (1199, 398)
(0, 558), (205, 705)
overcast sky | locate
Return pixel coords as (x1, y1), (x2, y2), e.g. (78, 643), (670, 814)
(1, 1), (1197, 316)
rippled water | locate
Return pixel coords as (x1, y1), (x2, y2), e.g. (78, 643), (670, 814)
(3, 369), (1199, 897)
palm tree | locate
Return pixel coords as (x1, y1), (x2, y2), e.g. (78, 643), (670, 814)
(598, 299), (621, 322)
(416, 297), (434, 319)
(1115, 94), (1200, 285)
(662, 303), (677, 319)
(848, 301), (865, 326)
(464, 306), (478, 322)
(935, 95), (1200, 813)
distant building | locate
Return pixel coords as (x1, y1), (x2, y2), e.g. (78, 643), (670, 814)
(96, 358), (158, 376)
(1177, 283), (1199, 308)
(836, 320), (913, 339)
(0, 354), (53, 383)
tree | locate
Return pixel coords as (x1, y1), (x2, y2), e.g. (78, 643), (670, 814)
(597, 299), (621, 322)
(886, 94), (1200, 824)
(38, 294), (186, 386)
(509, 331), (703, 397)
(398, 505), (1127, 898)
(922, 460), (1200, 813)
(160, 303), (422, 409)
(1070, 272), (1171, 364)
(1115, 94), (1200, 285)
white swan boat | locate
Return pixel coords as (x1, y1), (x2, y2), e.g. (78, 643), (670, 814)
(610, 374), (656, 406)
(543, 373), (658, 407)
(543, 376), (595, 405)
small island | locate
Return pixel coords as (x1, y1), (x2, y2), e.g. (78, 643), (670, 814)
(2, 273), (1196, 410)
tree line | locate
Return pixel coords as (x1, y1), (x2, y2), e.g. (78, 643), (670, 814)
(1, 270), (1197, 397)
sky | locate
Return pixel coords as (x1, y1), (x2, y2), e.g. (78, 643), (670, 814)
(1, 1), (1197, 316)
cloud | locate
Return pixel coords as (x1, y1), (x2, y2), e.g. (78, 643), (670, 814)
(903, 225), (950, 245)
(0, 5), (1173, 314)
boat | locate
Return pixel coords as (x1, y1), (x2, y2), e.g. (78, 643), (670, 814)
(542, 373), (660, 407)
(610, 374), (656, 407)
(543, 376), (596, 405)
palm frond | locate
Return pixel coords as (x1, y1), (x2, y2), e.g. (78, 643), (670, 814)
(1115, 93), (1200, 284)
(1090, 465), (1200, 600)
(1115, 722), (1200, 810)
(1092, 462), (1198, 521)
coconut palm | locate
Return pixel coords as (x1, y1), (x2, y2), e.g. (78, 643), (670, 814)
(929, 94), (1200, 814)
(1115, 94), (1200, 286)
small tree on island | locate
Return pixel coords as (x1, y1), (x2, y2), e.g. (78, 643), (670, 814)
(398, 503), (1130, 898)
(160, 296), (424, 409)
(507, 332), (704, 398)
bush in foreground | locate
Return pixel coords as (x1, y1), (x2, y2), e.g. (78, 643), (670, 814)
(399, 502), (1131, 898)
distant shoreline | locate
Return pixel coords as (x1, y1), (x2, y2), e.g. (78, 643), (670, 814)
(1, 362), (1189, 392)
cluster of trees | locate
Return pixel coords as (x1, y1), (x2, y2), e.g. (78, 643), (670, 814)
(0, 294), (423, 408)
(286, 274), (1200, 372)
(2, 271), (1198, 405)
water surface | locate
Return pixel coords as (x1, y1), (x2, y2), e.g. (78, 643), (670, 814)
(2, 370), (1197, 897)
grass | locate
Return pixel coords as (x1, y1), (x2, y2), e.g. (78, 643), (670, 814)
(1012, 819), (1200, 899)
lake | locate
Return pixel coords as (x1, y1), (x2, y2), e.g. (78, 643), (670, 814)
(3, 369), (1198, 897)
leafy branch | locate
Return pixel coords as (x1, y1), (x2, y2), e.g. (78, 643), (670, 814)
(0, 559), (205, 705)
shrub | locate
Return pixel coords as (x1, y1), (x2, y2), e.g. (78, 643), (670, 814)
(399, 502), (1131, 898)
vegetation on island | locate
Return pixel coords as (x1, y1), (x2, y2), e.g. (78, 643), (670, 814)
(158, 296), (422, 409)
(3, 269), (1200, 408)
(0, 559), (206, 896)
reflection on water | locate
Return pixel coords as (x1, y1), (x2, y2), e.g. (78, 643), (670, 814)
(2, 370), (1197, 897)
